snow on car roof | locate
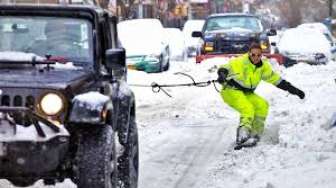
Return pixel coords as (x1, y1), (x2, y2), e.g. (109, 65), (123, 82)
(182, 20), (205, 33)
(278, 27), (331, 54)
(297, 22), (333, 37)
(118, 18), (163, 29)
(118, 18), (166, 56)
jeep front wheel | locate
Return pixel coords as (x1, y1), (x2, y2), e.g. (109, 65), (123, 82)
(118, 115), (139, 188)
(75, 125), (117, 188)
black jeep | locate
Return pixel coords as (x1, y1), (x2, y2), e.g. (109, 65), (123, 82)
(0, 2), (138, 188)
(192, 13), (277, 63)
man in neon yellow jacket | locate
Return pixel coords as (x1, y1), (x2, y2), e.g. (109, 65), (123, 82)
(217, 43), (305, 147)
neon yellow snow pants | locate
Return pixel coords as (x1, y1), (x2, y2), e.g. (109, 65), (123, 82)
(220, 88), (268, 135)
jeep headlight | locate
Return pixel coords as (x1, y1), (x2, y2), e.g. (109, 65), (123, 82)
(40, 93), (64, 116)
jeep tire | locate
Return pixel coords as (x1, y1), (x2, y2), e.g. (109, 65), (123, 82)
(118, 115), (139, 188)
(75, 125), (117, 188)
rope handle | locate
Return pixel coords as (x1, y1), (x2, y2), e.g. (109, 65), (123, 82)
(129, 72), (222, 97)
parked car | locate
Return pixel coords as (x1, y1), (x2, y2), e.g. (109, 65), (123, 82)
(164, 28), (188, 62)
(191, 13), (277, 63)
(0, 2), (138, 188)
(118, 18), (170, 73)
(297, 22), (336, 48)
(182, 19), (205, 57)
(278, 27), (336, 66)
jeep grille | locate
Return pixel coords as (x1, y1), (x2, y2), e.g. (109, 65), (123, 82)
(1, 95), (35, 126)
(1, 95), (35, 108)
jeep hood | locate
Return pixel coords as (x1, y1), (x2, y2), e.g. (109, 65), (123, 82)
(0, 68), (93, 90)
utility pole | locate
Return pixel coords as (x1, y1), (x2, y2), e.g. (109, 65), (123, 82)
(330, 0), (333, 17)
(187, 0), (192, 20)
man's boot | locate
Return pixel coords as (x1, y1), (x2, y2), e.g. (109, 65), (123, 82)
(236, 126), (251, 145)
(243, 134), (260, 146)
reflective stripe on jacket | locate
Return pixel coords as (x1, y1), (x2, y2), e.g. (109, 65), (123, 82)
(220, 53), (282, 91)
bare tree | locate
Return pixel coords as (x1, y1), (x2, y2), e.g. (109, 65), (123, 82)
(117, 0), (137, 19)
(277, 0), (329, 27)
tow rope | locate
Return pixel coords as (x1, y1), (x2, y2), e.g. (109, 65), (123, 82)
(129, 72), (221, 97)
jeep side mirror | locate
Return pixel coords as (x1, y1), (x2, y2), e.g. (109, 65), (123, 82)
(192, 31), (203, 38)
(266, 29), (277, 36)
(105, 48), (126, 70)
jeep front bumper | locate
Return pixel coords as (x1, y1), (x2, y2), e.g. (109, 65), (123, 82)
(0, 107), (69, 176)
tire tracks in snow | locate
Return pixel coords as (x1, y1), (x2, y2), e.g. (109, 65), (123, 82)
(172, 122), (230, 188)
(139, 119), (236, 188)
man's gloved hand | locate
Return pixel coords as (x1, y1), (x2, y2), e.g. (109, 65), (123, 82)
(276, 80), (305, 99)
(295, 89), (305, 99)
(217, 68), (228, 84)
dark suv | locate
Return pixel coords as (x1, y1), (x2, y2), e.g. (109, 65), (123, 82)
(192, 13), (277, 63)
(0, 2), (138, 188)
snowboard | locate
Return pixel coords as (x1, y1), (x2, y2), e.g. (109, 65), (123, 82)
(233, 142), (257, 150)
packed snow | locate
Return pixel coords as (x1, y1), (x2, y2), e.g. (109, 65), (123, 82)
(132, 58), (336, 188)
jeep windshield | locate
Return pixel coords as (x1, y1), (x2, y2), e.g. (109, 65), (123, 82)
(204, 16), (263, 33)
(0, 16), (93, 66)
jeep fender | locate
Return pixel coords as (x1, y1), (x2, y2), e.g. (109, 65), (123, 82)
(68, 91), (113, 125)
(112, 80), (135, 145)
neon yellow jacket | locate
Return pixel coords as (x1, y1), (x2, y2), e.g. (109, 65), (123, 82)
(220, 54), (282, 91)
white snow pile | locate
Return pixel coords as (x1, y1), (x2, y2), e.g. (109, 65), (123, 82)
(0, 51), (45, 61)
(52, 62), (81, 70)
(72, 91), (109, 111)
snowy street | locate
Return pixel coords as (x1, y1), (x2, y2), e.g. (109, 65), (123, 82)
(2, 1), (336, 188)
(134, 58), (336, 188)
(1, 57), (336, 188)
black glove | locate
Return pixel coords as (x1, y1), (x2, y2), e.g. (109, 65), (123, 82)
(277, 80), (305, 99)
(295, 89), (305, 99)
(217, 68), (229, 84)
